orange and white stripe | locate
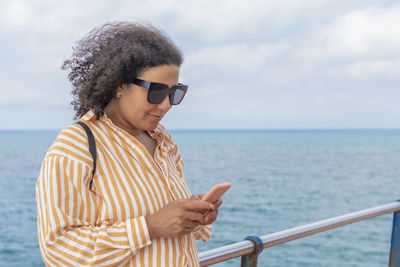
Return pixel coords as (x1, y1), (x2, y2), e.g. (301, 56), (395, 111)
(36, 110), (212, 266)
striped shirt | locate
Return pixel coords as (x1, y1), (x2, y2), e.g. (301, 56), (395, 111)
(36, 110), (212, 266)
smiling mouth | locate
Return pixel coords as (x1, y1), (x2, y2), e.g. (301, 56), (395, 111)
(149, 114), (163, 120)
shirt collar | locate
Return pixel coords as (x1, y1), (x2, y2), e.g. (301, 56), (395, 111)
(81, 109), (96, 122)
(147, 126), (163, 140)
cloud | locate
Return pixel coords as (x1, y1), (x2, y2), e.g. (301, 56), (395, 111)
(298, 5), (400, 80)
(317, 6), (400, 58)
(1, 0), (399, 129)
(347, 60), (400, 79)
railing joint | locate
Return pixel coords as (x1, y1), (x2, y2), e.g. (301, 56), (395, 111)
(241, 235), (264, 267)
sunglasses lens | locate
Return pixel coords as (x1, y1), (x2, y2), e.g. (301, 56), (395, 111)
(171, 88), (185, 105)
(146, 83), (187, 105)
(148, 83), (169, 104)
(148, 91), (167, 104)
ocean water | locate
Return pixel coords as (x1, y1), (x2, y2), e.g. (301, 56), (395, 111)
(1, 129), (400, 266)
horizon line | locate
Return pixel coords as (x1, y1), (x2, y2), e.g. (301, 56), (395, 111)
(1, 127), (400, 131)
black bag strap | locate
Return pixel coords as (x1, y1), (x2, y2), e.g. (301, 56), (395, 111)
(74, 121), (97, 181)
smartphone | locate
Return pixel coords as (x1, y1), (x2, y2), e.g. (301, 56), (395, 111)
(201, 183), (231, 203)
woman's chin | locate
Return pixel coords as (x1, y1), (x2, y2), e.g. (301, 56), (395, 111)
(146, 121), (160, 131)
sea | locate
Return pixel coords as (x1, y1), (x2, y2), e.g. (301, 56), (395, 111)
(1, 129), (400, 266)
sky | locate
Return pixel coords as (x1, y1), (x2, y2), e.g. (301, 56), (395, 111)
(1, 0), (400, 130)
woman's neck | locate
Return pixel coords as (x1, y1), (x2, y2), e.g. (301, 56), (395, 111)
(104, 103), (143, 137)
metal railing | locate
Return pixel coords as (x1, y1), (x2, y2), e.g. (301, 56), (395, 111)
(199, 201), (400, 266)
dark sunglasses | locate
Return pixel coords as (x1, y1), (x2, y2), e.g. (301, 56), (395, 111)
(129, 78), (188, 105)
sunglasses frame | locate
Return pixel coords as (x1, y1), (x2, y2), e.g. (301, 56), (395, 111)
(129, 78), (188, 105)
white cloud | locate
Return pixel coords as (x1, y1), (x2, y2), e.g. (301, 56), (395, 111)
(303, 5), (400, 59)
(1, 0), (400, 129)
(182, 42), (289, 81)
(293, 5), (400, 82)
(347, 60), (400, 79)
(0, 1), (33, 30)
(159, 0), (366, 43)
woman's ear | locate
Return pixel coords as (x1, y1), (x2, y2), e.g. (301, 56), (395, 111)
(115, 82), (127, 98)
(116, 83), (130, 98)
(115, 84), (125, 98)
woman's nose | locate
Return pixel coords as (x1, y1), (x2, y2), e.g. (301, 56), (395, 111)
(158, 95), (171, 111)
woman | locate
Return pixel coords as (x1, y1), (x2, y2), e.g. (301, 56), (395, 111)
(36, 22), (222, 266)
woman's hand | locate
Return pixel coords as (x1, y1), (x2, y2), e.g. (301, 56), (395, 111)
(190, 194), (223, 225)
(145, 199), (215, 239)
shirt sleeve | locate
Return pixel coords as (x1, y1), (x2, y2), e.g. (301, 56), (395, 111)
(36, 155), (152, 266)
(192, 225), (213, 242)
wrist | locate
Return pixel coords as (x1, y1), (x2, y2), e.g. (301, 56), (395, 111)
(145, 215), (156, 239)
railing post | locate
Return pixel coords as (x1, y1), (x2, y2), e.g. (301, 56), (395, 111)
(389, 208), (400, 266)
(241, 235), (264, 267)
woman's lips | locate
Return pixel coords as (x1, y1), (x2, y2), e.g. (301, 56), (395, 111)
(149, 114), (162, 121)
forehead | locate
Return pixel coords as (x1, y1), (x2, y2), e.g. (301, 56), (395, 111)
(138, 65), (180, 85)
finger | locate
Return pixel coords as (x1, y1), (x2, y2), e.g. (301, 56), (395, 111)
(186, 220), (200, 229)
(207, 209), (218, 219)
(190, 195), (201, 200)
(184, 200), (214, 212)
(182, 210), (204, 223)
(182, 220), (200, 234)
(204, 211), (218, 224)
(204, 215), (214, 225)
(213, 199), (223, 208)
